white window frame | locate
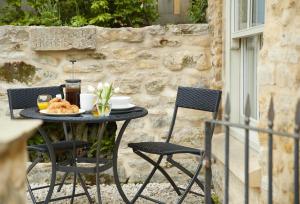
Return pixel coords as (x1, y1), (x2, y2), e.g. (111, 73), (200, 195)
(225, 0), (265, 151)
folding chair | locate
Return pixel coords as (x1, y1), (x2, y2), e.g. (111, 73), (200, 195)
(128, 86), (222, 203)
(7, 85), (90, 204)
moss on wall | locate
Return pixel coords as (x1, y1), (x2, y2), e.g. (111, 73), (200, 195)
(0, 61), (36, 84)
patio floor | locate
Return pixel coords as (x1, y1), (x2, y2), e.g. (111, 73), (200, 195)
(27, 183), (205, 204)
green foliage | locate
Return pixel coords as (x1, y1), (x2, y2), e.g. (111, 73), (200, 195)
(188, 0), (208, 23)
(0, 0), (158, 27)
(113, 0), (158, 27)
(87, 122), (117, 158)
(212, 193), (221, 204)
(71, 15), (88, 27)
(37, 0), (62, 25)
(28, 122), (117, 162)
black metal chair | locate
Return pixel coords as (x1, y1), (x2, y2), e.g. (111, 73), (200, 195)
(7, 85), (90, 204)
(128, 86), (222, 203)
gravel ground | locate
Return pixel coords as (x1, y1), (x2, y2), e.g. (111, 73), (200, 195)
(27, 183), (205, 204)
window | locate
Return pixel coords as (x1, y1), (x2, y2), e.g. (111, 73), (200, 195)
(241, 35), (262, 120)
(234, 0), (265, 32)
(236, 0), (247, 30)
(233, 0), (265, 122)
(225, 0), (265, 149)
(252, 0), (265, 26)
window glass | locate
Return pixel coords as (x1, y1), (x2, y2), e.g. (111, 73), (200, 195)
(238, 0), (248, 30)
(243, 36), (258, 119)
(252, 0), (265, 26)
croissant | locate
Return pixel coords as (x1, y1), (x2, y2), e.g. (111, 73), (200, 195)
(47, 98), (79, 114)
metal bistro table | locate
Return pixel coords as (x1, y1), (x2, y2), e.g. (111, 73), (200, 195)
(20, 107), (148, 204)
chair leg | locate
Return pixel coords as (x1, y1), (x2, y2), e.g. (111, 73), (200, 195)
(167, 155), (205, 192)
(26, 155), (41, 203)
(134, 151), (181, 196)
(131, 155), (164, 203)
(27, 156), (42, 174)
(70, 172), (77, 204)
(78, 173), (93, 204)
(27, 178), (37, 204)
(38, 128), (57, 204)
(57, 172), (69, 192)
(134, 151), (181, 195)
(176, 160), (203, 204)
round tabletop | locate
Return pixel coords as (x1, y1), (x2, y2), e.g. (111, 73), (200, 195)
(20, 107), (148, 123)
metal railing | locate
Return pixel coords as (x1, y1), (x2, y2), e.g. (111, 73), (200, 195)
(203, 94), (300, 204)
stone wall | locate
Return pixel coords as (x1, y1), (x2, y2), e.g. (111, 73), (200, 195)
(0, 24), (215, 183)
(207, 0), (223, 90)
(258, 0), (300, 203)
(207, 0), (300, 203)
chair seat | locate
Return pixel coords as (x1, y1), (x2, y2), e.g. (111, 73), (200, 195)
(28, 140), (90, 153)
(128, 142), (202, 156)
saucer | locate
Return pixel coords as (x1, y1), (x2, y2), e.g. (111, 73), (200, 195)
(111, 103), (135, 110)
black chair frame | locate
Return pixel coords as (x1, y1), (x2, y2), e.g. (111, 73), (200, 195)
(128, 86), (222, 204)
(7, 85), (92, 204)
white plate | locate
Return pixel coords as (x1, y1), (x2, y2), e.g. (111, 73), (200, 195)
(111, 103), (135, 110)
(40, 109), (85, 116)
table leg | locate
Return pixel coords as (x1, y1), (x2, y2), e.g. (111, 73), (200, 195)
(112, 120), (131, 204)
(38, 127), (57, 204)
(70, 123), (77, 204)
(96, 122), (107, 204)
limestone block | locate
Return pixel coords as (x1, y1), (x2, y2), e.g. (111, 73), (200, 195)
(147, 109), (169, 128)
(145, 78), (167, 94)
(34, 68), (58, 83)
(97, 27), (145, 43)
(163, 51), (208, 71)
(268, 47), (299, 64)
(168, 24), (209, 35)
(32, 55), (59, 67)
(135, 59), (159, 69)
(105, 60), (129, 73)
(112, 47), (139, 60)
(132, 95), (161, 108)
(183, 35), (211, 47)
(135, 50), (157, 60)
(0, 26), (29, 44)
(114, 77), (141, 94)
(172, 127), (203, 146)
(143, 25), (167, 35)
(152, 37), (182, 48)
(30, 27), (96, 51)
(62, 60), (103, 73)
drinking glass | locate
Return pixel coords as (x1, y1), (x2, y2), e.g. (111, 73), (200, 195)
(37, 95), (52, 110)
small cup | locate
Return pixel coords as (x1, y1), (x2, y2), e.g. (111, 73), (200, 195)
(80, 93), (96, 112)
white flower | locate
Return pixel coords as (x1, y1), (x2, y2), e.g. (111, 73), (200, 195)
(114, 87), (120, 93)
(104, 82), (110, 87)
(97, 82), (103, 90)
(87, 85), (95, 93)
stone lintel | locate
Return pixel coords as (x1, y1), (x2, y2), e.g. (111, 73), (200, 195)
(30, 27), (96, 51)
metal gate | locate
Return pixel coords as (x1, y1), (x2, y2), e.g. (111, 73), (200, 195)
(203, 94), (300, 204)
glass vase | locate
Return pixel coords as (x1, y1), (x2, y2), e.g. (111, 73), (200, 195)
(96, 102), (111, 117)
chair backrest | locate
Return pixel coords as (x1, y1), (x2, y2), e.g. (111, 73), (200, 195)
(175, 86), (222, 113)
(166, 86), (222, 142)
(7, 85), (64, 119)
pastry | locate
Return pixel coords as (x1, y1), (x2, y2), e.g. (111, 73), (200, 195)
(47, 98), (79, 114)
